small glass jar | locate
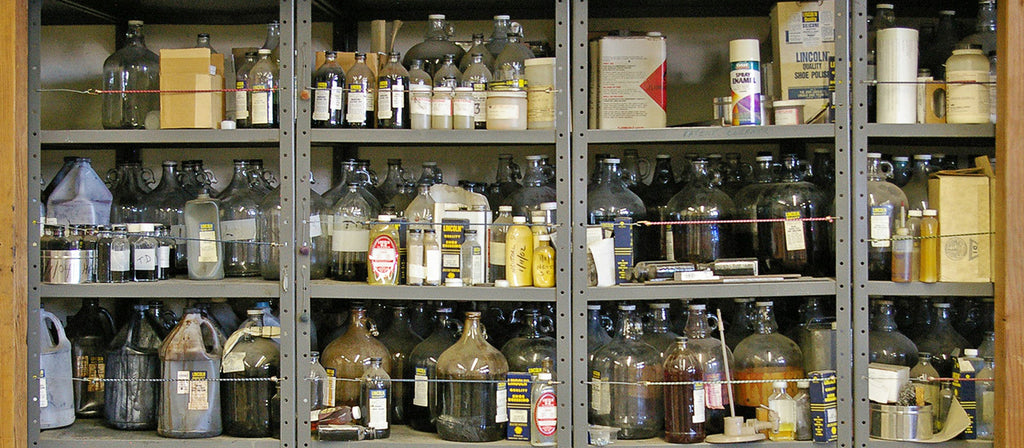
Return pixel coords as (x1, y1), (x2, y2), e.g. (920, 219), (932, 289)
(128, 223), (158, 282)
(452, 87), (475, 129)
(409, 84), (432, 130)
(486, 90), (527, 130)
(431, 86), (453, 129)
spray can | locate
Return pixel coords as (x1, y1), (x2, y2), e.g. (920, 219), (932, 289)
(730, 39), (762, 126)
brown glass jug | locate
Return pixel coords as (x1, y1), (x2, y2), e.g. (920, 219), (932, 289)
(436, 311), (509, 442)
(321, 306), (392, 406)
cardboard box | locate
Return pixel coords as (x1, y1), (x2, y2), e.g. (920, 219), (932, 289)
(924, 83), (947, 123)
(589, 34), (667, 129)
(868, 363), (909, 404)
(809, 371), (839, 442)
(953, 357), (979, 439)
(928, 161), (994, 282)
(440, 219), (468, 281)
(770, 1), (835, 119)
(160, 48), (225, 129)
(506, 373), (532, 441)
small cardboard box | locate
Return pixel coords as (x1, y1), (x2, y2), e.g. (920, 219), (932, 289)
(868, 363), (909, 404)
(588, 34), (667, 129)
(770, 1), (835, 119)
(160, 48), (224, 129)
(506, 373), (532, 441)
(809, 371), (839, 442)
(953, 356), (979, 439)
(928, 160), (994, 282)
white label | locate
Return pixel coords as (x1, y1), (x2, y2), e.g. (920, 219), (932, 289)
(310, 410), (321, 422)
(188, 372), (209, 411)
(222, 352), (246, 374)
(487, 103), (519, 120)
(38, 371), (47, 408)
(947, 69), (990, 121)
(351, 405), (361, 420)
(330, 87), (344, 112)
(490, 242), (506, 265)
(705, 373), (725, 409)
(134, 248), (156, 271)
(870, 207), (891, 248)
(221, 218), (257, 241)
(784, 211), (806, 251)
(411, 95), (431, 115)
(177, 371), (190, 394)
(472, 90), (488, 123)
(313, 89), (330, 121)
(413, 369), (429, 407)
(425, 248), (442, 283)
(509, 408), (529, 423)
(392, 83), (405, 109)
(111, 248), (130, 272)
(332, 228), (369, 252)
(158, 245), (171, 268)
(377, 89), (393, 119)
(368, 389), (389, 429)
(432, 97), (452, 117)
(309, 214), (323, 238)
(235, 88), (249, 120)
(495, 383), (508, 423)
(198, 228), (218, 263)
(769, 398), (796, 427)
(453, 97), (474, 117)
(693, 385), (706, 423)
(346, 90), (367, 122)
(251, 91), (270, 125)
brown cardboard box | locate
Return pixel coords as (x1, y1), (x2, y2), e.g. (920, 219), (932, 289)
(924, 83), (947, 123)
(770, 1), (835, 119)
(160, 48), (225, 129)
(927, 159), (994, 282)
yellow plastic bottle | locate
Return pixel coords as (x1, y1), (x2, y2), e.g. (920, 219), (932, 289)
(532, 234), (556, 288)
(505, 216), (533, 287)
(919, 209), (939, 283)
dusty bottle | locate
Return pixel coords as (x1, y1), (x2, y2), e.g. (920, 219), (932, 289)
(359, 357), (392, 439)
(919, 209), (939, 283)
(489, 205), (514, 281)
(505, 216), (533, 286)
(494, 22), (534, 83)
(461, 34), (496, 72)
(869, 299), (919, 367)
(66, 298), (115, 417)
(460, 229), (485, 285)
(312, 50), (346, 128)
(501, 308), (556, 374)
(107, 160), (150, 224)
(976, 356), (995, 439)
(405, 307), (460, 432)
(433, 54), (463, 86)
(756, 154), (831, 276)
(902, 154), (932, 212)
(663, 337), (706, 443)
(321, 306), (392, 406)
(682, 303), (733, 434)
(588, 158), (647, 263)
(331, 184), (372, 282)
(403, 14), (465, 76)
(794, 381), (812, 440)
(377, 51), (410, 129)
(39, 307), (75, 429)
(258, 188), (283, 280)
(506, 155), (556, 217)
(234, 51), (259, 127)
(158, 309), (223, 438)
(464, 54), (493, 129)
(345, 52), (375, 128)
(531, 360), (558, 446)
(436, 311), (510, 442)
(248, 49), (279, 128)
(734, 301), (803, 412)
(666, 158), (735, 263)
(221, 312), (280, 437)
(218, 160), (261, 277)
(958, 0), (997, 55)
(589, 304), (664, 439)
(47, 158), (113, 226)
(102, 20), (159, 129)
(423, 229), (443, 286)
(105, 304), (162, 429)
(910, 352), (941, 431)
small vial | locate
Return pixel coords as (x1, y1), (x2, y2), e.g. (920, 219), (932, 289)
(431, 86), (453, 129)
(452, 87), (475, 129)
(109, 225), (131, 283)
(423, 229), (442, 286)
(406, 228), (424, 285)
(460, 229), (484, 285)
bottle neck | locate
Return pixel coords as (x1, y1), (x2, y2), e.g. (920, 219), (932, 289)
(598, 161), (624, 186)
(159, 164), (182, 189)
(932, 306), (953, 328)
(347, 310), (372, 336)
(651, 159), (674, 184)
(647, 308), (671, 333)
(523, 312), (543, 337)
(496, 158), (519, 183)
(616, 310), (643, 340)
(754, 305), (778, 334)
(691, 161), (714, 187)
(977, 2), (997, 32)
(523, 159), (547, 186)
(913, 160), (931, 175)
(228, 162), (252, 191)
(872, 303), (899, 331)
(780, 156), (804, 182)
(684, 309), (710, 338)
(427, 19), (449, 40)
(866, 158), (886, 181)
(753, 159), (775, 183)
(460, 315), (485, 342)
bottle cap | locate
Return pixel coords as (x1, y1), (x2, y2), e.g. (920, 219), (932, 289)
(220, 120), (236, 129)
(377, 215), (391, 222)
(934, 302), (951, 308)
(603, 158), (621, 164)
(494, 14), (511, 20)
(913, 154), (932, 160)
(773, 381), (789, 388)
(587, 304), (602, 310)
(735, 298), (754, 303)
(867, 152), (882, 159)
(649, 302), (670, 309)
(876, 4), (894, 9)
(933, 153), (946, 158)
(499, 205), (513, 212)
(656, 154), (671, 160)
(495, 279), (510, 288)
(689, 303), (706, 310)
(755, 155), (773, 162)
(537, 372), (553, 381)
(128, 20), (144, 26)
(258, 48), (271, 55)
(964, 348), (979, 356)
(729, 39), (760, 63)
(923, 209), (937, 217)
(513, 216), (527, 223)
(247, 309), (263, 316)
(908, 209), (922, 217)
(540, 202), (558, 211)
(939, 10), (956, 15)
(618, 304), (636, 311)
(537, 234), (551, 241)
(755, 301), (774, 307)
(428, 14), (446, 20)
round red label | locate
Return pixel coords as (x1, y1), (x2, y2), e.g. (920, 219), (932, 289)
(534, 391), (558, 436)
(368, 235), (398, 282)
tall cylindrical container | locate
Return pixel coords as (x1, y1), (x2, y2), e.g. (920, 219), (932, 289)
(945, 47), (990, 124)
(729, 39), (762, 126)
(524, 57), (556, 129)
(876, 28), (919, 123)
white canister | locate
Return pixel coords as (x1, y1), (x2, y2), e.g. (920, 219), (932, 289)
(486, 90), (528, 130)
(524, 57), (556, 130)
(773, 100), (805, 125)
(945, 47), (990, 124)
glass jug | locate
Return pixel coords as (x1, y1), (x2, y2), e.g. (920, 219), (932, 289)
(733, 155), (776, 257)
(139, 161), (192, 271)
(378, 305), (423, 423)
(501, 308), (556, 374)
(663, 337), (706, 443)
(460, 33), (496, 72)
(733, 301), (803, 411)
(403, 14), (466, 76)
(756, 154), (831, 276)
(869, 299), (919, 367)
(158, 309), (223, 438)
(682, 303), (733, 434)
(221, 313), (280, 437)
(588, 157), (647, 263)
(321, 306), (392, 407)
(507, 155), (556, 217)
(493, 22), (534, 83)
(330, 184), (373, 281)
(641, 302), (680, 358)
(488, 153), (522, 209)
(258, 187), (282, 280)
(866, 153), (908, 280)
(587, 304), (613, 361)
(405, 307), (461, 432)
(915, 302), (970, 378)
(641, 154), (681, 260)
(436, 311), (509, 442)
(65, 298), (115, 417)
(102, 20), (159, 129)
(218, 160), (262, 277)
(665, 158), (735, 263)
(901, 154), (932, 212)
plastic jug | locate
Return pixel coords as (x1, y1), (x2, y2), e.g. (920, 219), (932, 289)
(46, 158), (113, 226)
(39, 307), (75, 429)
(65, 298), (115, 417)
(105, 304), (163, 429)
(158, 308), (223, 438)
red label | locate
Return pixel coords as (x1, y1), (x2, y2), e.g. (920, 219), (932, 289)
(640, 60), (667, 111)
(534, 391), (558, 436)
(368, 235), (399, 283)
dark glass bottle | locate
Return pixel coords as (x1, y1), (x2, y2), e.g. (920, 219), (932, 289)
(139, 161), (191, 272)
(378, 306), (422, 423)
(501, 308), (556, 374)
(403, 14), (466, 76)
(666, 158), (735, 263)
(104, 304), (162, 429)
(641, 154), (681, 260)
(902, 154), (933, 212)
(733, 155), (775, 258)
(378, 158), (408, 205)
(109, 160), (152, 224)
(312, 50), (346, 128)
(66, 298), (115, 417)
(221, 313), (280, 437)
(756, 154), (831, 276)
(405, 307), (460, 432)
(922, 10), (959, 79)
(866, 153), (908, 280)
(344, 52), (375, 128)
(890, 156), (912, 187)
(664, 337), (706, 443)
(377, 51), (410, 129)
(359, 357), (392, 439)
(810, 148), (836, 199)
(682, 303), (734, 434)
(915, 302), (970, 378)
(869, 299), (919, 368)
(587, 157), (647, 263)
(436, 312), (509, 442)
(488, 153), (522, 209)
(321, 306), (392, 407)
(720, 152), (752, 197)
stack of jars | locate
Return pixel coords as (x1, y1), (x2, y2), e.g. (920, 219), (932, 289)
(312, 14), (554, 131)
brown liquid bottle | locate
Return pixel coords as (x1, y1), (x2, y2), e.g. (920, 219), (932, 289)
(664, 337), (706, 443)
(321, 306), (392, 406)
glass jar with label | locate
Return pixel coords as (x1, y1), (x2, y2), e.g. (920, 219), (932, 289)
(755, 154), (831, 276)
(221, 312), (279, 437)
(331, 183), (372, 282)
(431, 86), (453, 129)
(360, 357), (392, 439)
(109, 224), (132, 282)
(218, 160), (262, 277)
(486, 90), (528, 130)
(945, 45), (990, 124)
(462, 53), (492, 129)
(377, 51), (410, 129)
(524, 57), (556, 130)
(663, 336), (705, 443)
(423, 229), (443, 286)
(436, 311), (509, 442)
(128, 223), (159, 281)
(344, 52), (375, 128)
(312, 50), (346, 128)
(405, 307), (461, 432)
(248, 49), (279, 128)
(367, 215), (400, 285)
(409, 84), (433, 130)
(452, 87), (475, 129)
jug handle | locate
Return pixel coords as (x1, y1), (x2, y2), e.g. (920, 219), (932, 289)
(600, 315), (614, 333)
(99, 308), (116, 337)
(198, 318), (223, 355)
(141, 168), (156, 189)
(41, 312), (66, 349)
(707, 312), (720, 333)
(538, 315), (555, 334)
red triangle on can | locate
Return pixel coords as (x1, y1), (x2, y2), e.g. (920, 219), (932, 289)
(640, 60), (667, 111)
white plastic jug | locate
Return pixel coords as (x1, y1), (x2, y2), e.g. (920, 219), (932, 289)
(39, 307), (75, 429)
(46, 158), (113, 226)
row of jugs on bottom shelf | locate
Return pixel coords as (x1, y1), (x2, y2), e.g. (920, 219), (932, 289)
(39, 304), (280, 438)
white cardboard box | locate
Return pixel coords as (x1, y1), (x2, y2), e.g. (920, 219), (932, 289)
(868, 363), (909, 404)
(589, 34), (667, 129)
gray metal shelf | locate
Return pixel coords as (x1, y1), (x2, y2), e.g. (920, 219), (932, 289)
(585, 124), (834, 144)
(588, 440), (825, 448)
(38, 278), (282, 298)
(310, 129), (557, 145)
(314, 425), (531, 447)
(583, 278), (838, 300)
(865, 281), (994, 297)
(37, 419), (280, 448)
(39, 129), (280, 146)
(309, 280), (558, 301)
(865, 124), (995, 139)
(867, 440), (992, 448)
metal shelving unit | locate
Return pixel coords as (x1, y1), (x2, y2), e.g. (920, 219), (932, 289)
(850, 0), (997, 447)
(27, 0), (297, 446)
(585, 124), (836, 144)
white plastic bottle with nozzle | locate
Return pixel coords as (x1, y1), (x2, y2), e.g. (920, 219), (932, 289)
(729, 39), (762, 126)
